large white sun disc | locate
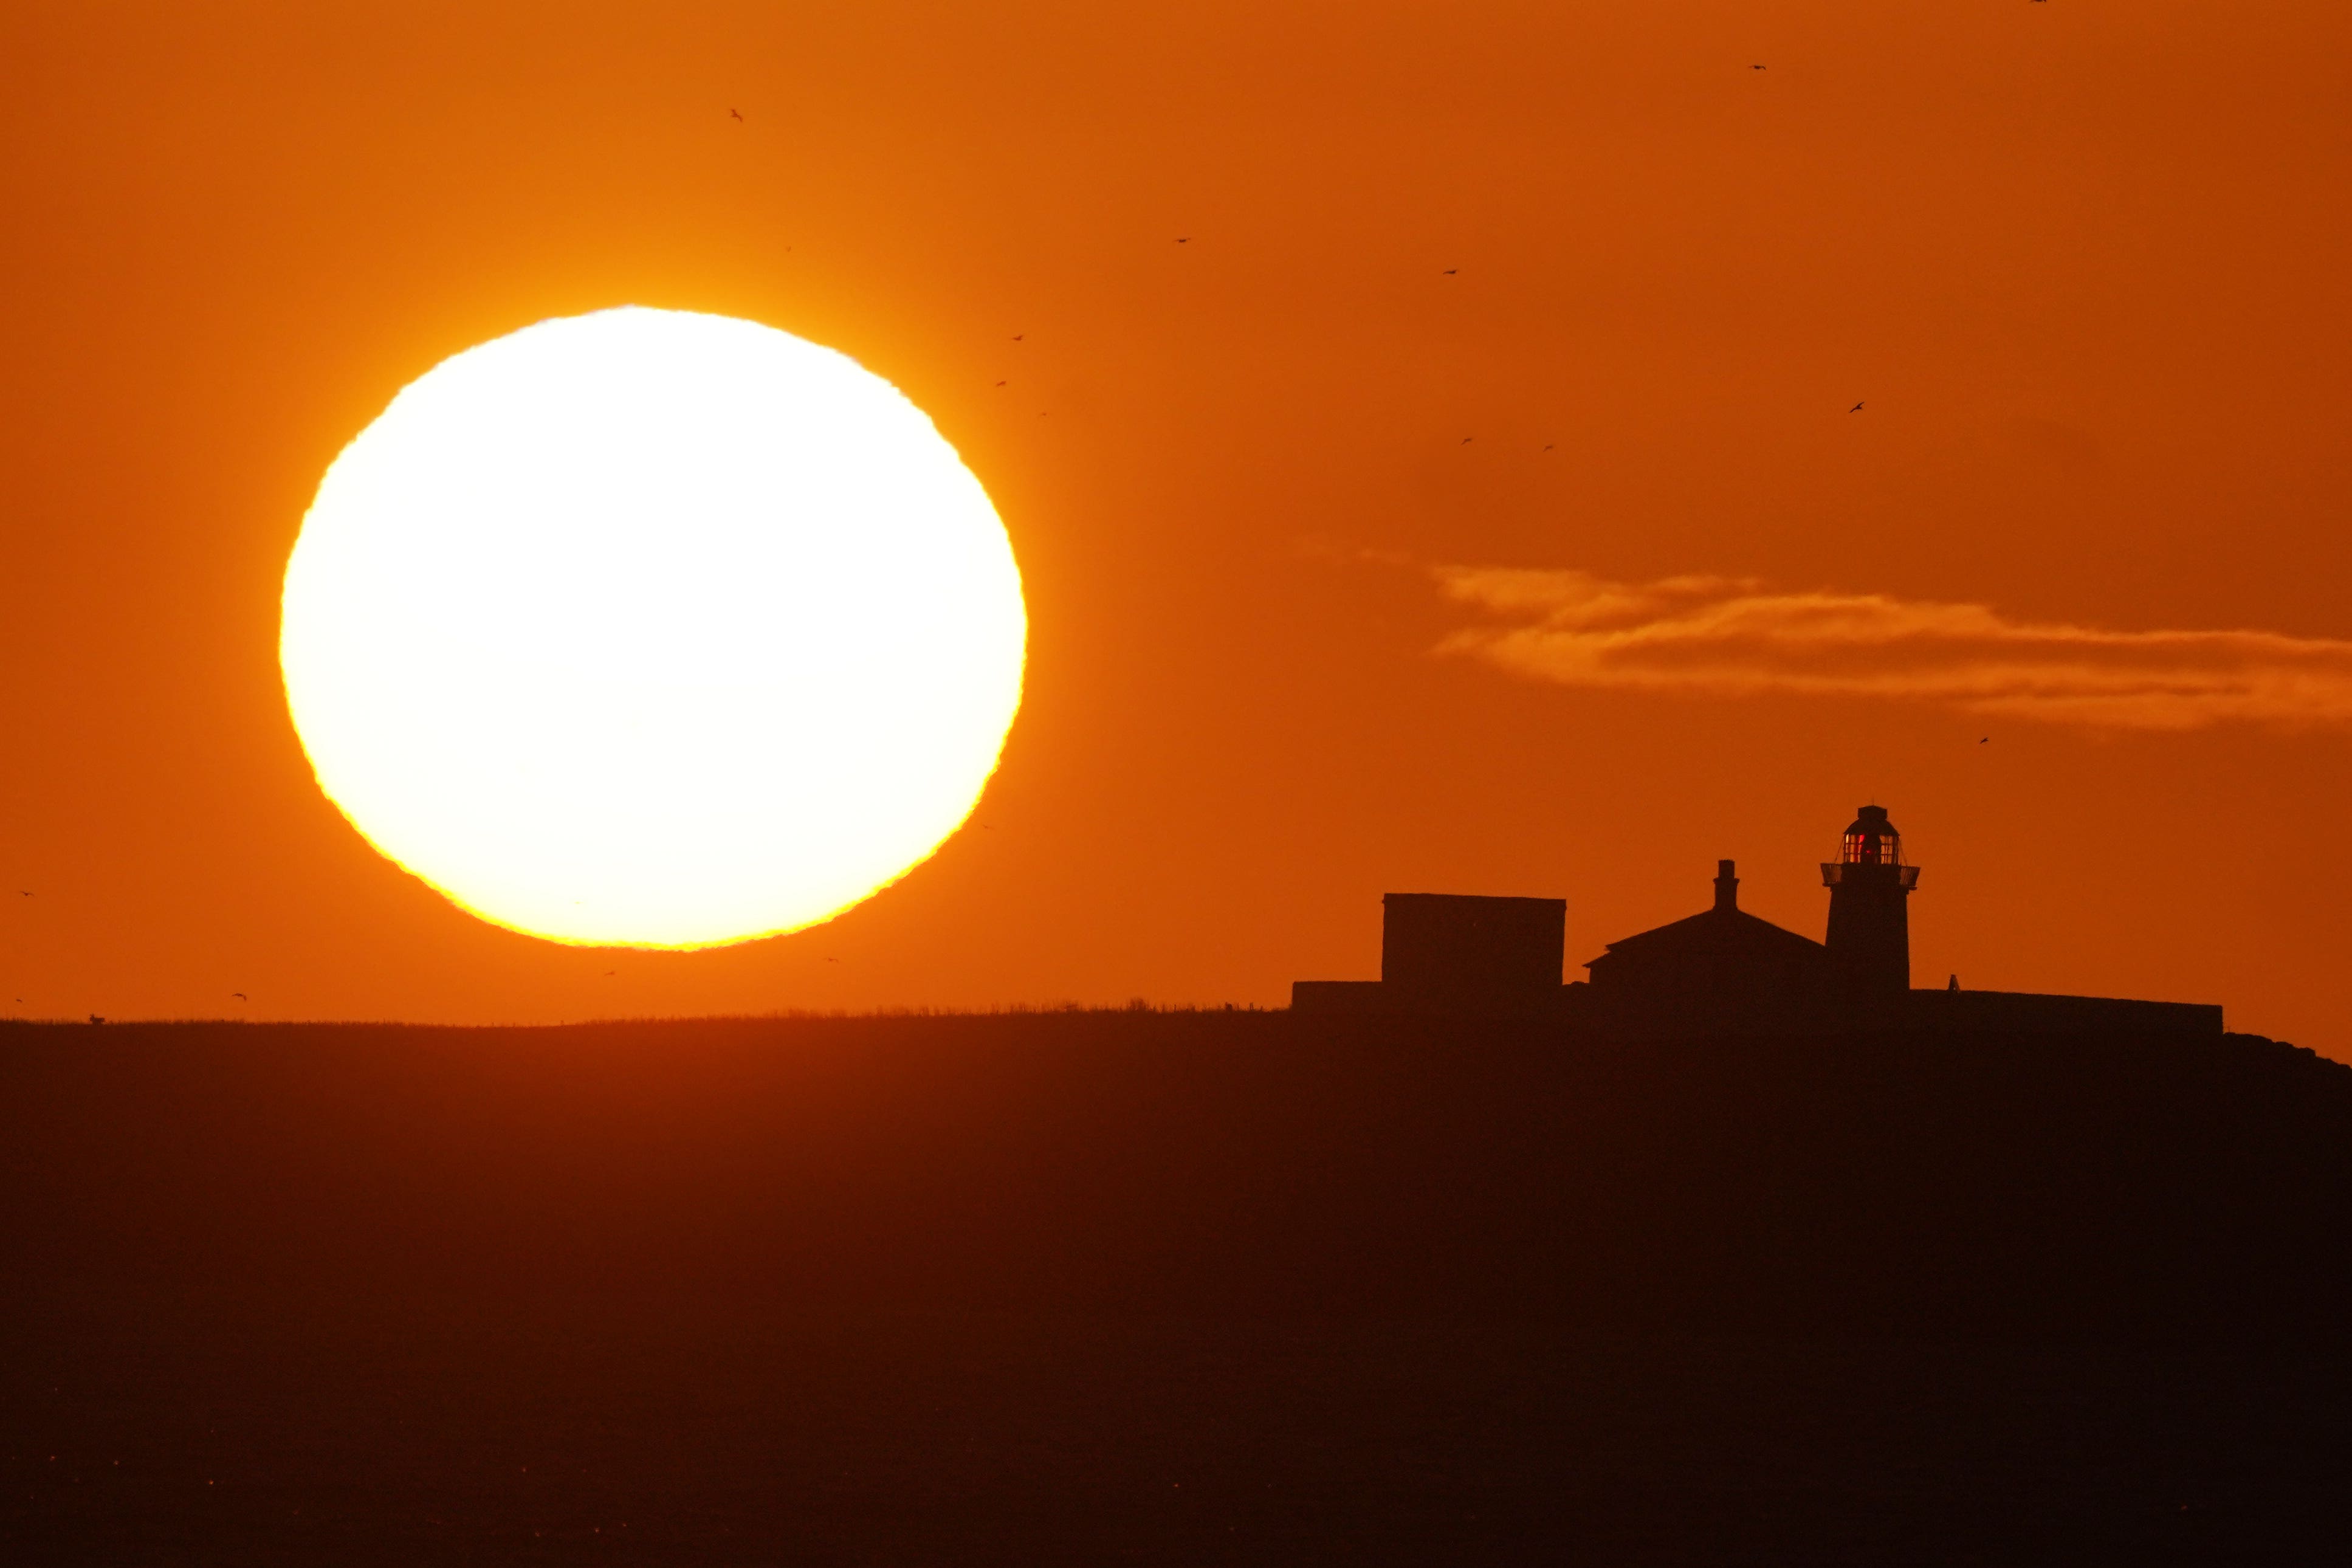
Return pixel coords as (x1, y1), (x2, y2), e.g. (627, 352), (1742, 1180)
(281, 308), (1026, 947)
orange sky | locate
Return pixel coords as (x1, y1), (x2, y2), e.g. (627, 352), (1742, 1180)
(3, 1), (2348, 1049)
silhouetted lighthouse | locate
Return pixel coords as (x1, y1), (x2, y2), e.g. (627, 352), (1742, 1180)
(1821, 804), (1918, 993)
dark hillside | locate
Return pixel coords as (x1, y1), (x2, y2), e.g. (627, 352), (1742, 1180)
(7, 1011), (2352, 1564)
(2, 1012), (2345, 1339)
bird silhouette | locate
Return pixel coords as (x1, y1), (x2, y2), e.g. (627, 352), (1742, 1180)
(994, 380), (1007, 387)
(1011, 334), (1024, 342)
(1442, 269), (1458, 276)
(1462, 437), (1474, 444)
(233, 992), (246, 1000)
(1980, 737), (1990, 744)
(1849, 402), (1865, 413)
(729, 108), (743, 120)
(1175, 236), (1190, 244)
(1542, 444), (1555, 452)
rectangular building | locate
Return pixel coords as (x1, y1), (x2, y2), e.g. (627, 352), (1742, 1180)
(1291, 893), (1567, 1017)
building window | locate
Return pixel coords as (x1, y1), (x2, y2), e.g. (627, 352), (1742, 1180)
(1843, 831), (1902, 865)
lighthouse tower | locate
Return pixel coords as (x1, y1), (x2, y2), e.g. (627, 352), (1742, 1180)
(1821, 804), (1919, 993)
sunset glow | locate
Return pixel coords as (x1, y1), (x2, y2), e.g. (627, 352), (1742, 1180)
(280, 308), (1026, 948)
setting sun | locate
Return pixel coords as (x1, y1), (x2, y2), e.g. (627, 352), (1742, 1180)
(280, 307), (1026, 948)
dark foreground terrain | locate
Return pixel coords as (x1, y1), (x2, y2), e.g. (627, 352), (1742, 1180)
(3, 1011), (2350, 1563)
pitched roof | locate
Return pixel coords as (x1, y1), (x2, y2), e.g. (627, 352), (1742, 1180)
(1584, 905), (1826, 973)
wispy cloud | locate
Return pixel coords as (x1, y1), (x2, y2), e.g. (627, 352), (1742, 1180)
(1431, 567), (2352, 731)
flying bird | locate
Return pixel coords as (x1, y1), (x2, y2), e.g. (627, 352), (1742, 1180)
(1011, 334), (1024, 342)
(994, 380), (1007, 387)
(1442, 269), (1457, 276)
(1462, 437), (1474, 444)
(1980, 737), (1990, 744)
(1542, 444), (1555, 452)
(1753, 64), (1766, 69)
(233, 992), (246, 1000)
(729, 108), (743, 121)
(1849, 402), (1865, 413)
(1175, 236), (1190, 244)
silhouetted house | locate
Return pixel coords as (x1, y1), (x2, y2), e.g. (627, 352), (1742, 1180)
(1291, 803), (2223, 1036)
(1581, 859), (1832, 1030)
(1581, 808), (1920, 1030)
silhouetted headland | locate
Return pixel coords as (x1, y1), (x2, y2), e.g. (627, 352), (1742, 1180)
(7, 1012), (2352, 1558)
(7, 806), (2351, 1561)
(1, 1013), (2340, 1344)
(2, 803), (2336, 1346)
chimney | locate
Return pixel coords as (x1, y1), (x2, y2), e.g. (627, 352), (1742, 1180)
(1713, 859), (1739, 912)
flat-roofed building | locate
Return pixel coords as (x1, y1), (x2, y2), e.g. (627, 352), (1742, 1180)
(1293, 892), (1565, 1017)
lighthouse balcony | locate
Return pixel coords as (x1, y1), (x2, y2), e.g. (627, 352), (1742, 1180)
(1820, 862), (1920, 889)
